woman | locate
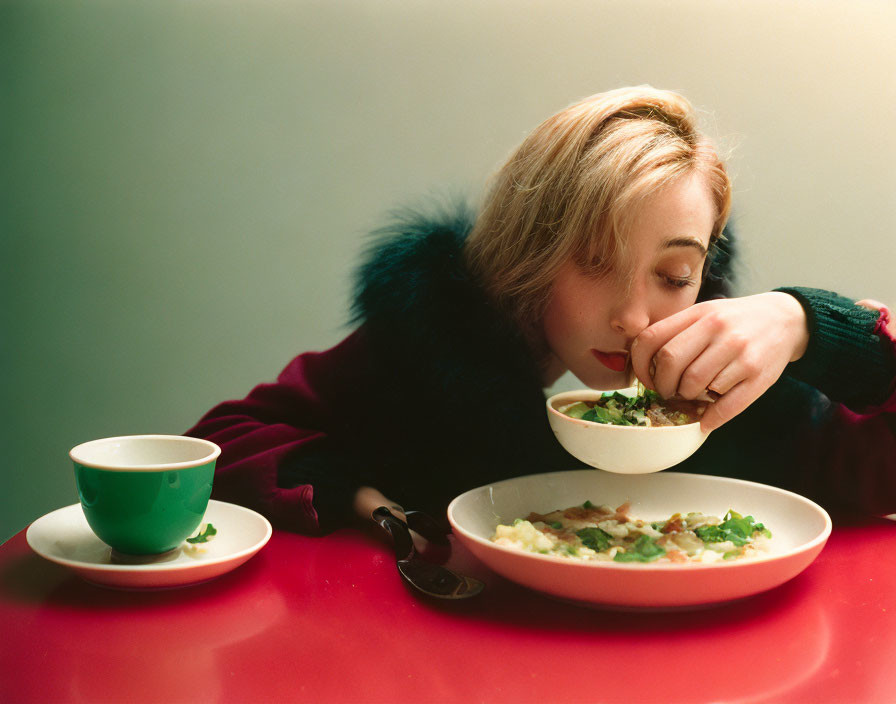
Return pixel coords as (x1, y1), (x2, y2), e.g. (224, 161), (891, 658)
(186, 86), (896, 533)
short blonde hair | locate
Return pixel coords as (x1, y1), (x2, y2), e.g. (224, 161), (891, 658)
(464, 86), (731, 345)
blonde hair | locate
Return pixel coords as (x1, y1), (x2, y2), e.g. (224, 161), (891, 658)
(464, 86), (731, 346)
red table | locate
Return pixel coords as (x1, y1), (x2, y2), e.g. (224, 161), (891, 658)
(2, 515), (895, 703)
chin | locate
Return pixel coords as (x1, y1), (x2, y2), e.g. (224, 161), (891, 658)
(574, 367), (633, 391)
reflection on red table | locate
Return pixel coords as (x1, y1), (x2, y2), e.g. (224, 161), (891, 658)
(2, 516), (896, 703)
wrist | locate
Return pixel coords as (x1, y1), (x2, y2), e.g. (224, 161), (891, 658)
(772, 291), (810, 362)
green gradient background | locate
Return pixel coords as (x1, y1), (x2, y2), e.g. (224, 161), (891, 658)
(3, 0), (895, 542)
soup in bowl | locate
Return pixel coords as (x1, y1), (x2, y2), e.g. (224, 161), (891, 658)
(547, 387), (710, 474)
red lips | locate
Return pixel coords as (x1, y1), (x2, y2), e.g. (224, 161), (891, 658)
(592, 350), (628, 372)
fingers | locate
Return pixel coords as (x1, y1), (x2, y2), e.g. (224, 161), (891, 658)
(629, 338), (654, 391)
(856, 298), (886, 312)
(631, 305), (706, 386)
(675, 324), (756, 399)
(353, 486), (405, 522)
(650, 328), (706, 398)
(703, 364), (744, 397)
(699, 377), (767, 432)
(635, 307), (747, 400)
(677, 351), (744, 399)
(857, 299), (896, 337)
(699, 351), (784, 431)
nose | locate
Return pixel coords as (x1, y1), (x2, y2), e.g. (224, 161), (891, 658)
(608, 283), (651, 337)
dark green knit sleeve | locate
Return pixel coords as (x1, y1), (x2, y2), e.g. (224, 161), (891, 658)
(775, 286), (895, 408)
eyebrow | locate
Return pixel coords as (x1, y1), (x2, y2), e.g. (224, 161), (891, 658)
(661, 236), (708, 257)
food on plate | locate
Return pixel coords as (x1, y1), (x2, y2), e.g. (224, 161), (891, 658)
(491, 501), (771, 563)
(559, 388), (707, 426)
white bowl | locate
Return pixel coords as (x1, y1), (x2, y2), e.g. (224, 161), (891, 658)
(447, 470), (831, 609)
(547, 388), (709, 473)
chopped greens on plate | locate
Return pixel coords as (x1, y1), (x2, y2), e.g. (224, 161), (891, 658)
(491, 502), (771, 564)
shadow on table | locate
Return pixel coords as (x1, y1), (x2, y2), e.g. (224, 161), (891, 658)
(411, 545), (818, 633)
(0, 541), (269, 609)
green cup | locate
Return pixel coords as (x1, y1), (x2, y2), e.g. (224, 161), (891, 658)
(71, 435), (220, 555)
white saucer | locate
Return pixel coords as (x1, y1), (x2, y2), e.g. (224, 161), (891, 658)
(26, 500), (272, 589)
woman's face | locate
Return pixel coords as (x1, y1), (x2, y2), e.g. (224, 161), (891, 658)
(542, 171), (716, 389)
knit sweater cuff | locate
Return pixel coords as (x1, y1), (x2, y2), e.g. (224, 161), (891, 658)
(775, 286), (895, 408)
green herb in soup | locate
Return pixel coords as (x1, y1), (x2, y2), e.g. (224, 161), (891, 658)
(491, 502), (772, 564)
(560, 388), (706, 427)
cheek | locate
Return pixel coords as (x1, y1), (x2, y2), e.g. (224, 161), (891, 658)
(542, 296), (579, 342)
(543, 274), (578, 338)
(544, 278), (611, 341)
(543, 290), (595, 354)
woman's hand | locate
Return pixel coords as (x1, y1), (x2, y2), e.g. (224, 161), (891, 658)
(353, 486), (443, 555)
(353, 486), (406, 523)
(857, 299), (895, 336)
(630, 292), (810, 432)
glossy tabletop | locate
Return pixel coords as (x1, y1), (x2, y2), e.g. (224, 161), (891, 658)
(2, 513), (896, 703)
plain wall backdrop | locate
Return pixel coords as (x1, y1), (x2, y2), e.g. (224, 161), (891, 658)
(2, 0), (895, 542)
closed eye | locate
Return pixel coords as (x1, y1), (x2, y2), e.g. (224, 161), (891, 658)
(662, 274), (697, 289)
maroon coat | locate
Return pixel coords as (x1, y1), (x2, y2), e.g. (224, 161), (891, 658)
(186, 330), (373, 534)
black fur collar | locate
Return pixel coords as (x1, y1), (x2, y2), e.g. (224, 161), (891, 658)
(350, 201), (552, 452)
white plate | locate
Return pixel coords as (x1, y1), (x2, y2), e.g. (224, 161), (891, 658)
(448, 470), (831, 609)
(26, 500), (272, 589)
